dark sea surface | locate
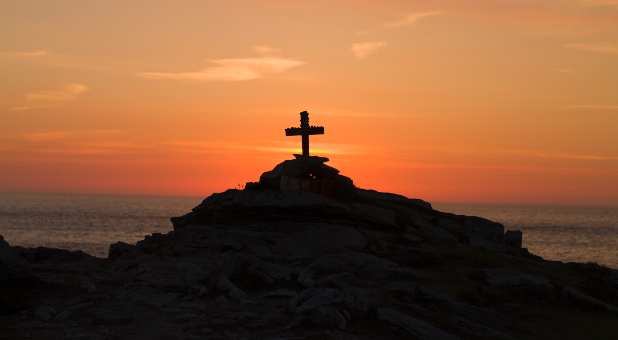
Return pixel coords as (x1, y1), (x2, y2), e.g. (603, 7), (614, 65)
(0, 193), (616, 268)
(0, 193), (198, 258)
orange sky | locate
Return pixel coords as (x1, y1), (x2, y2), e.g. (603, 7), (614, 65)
(1, 0), (617, 205)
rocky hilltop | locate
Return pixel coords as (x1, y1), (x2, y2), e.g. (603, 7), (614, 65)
(1, 157), (617, 340)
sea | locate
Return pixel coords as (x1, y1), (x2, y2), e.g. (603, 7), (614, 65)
(0, 193), (616, 269)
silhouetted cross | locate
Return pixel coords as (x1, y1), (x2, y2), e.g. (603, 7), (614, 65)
(285, 111), (324, 157)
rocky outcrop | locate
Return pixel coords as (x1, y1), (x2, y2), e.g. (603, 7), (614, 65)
(504, 230), (523, 248)
(173, 158), (514, 250)
(0, 235), (37, 317)
(0, 235), (31, 284)
(2, 158), (617, 340)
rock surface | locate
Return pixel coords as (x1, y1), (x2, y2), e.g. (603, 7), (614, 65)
(1, 158), (617, 340)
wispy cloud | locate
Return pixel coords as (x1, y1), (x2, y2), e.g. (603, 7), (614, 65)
(509, 149), (618, 161)
(9, 106), (38, 112)
(0, 49), (49, 57)
(565, 104), (618, 110)
(138, 49), (305, 82)
(6, 129), (152, 158)
(253, 45), (280, 55)
(580, 0), (618, 8)
(403, 145), (618, 163)
(22, 131), (69, 142)
(163, 140), (358, 156)
(385, 11), (443, 28)
(240, 143), (358, 156)
(18, 142), (153, 157)
(564, 42), (618, 55)
(25, 83), (89, 102)
(351, 41), (387, 59)
(21, 129), (122, 143)
(10, 83), (89, 111)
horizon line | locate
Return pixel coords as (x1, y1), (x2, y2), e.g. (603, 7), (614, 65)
(1, 190), (616, 208)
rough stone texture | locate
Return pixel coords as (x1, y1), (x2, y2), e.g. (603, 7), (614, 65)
(377, 307), (461, 340)
(2, 159), (618, 340)
(562, 286), (618, 313)
(482, 269), (554, 297)
(505, 230), (523, 248)
(108, 241), (135, 259)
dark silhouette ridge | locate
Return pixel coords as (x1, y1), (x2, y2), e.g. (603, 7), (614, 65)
(1, 112), (618, 339)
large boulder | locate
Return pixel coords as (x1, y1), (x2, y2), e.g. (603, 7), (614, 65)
(432, 213), (506, 247)
(356, 188), (432, 210)
(504, 230), (523, 248)
(256, 156), (357, 199)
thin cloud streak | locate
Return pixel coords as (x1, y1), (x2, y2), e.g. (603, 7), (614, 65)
(564, 42), (618, 55)
(351, 41), (387, 59)
(245, 143), (358, 156)
(383, 161), (546, 172)
(0, 49), (49, 57)
(162, 140), (359, 156)
(27, 143), (154, 157)
(25, 83), (89, 102)
(253, 45), (280, 55)
(9, 106), (38, 112)
(385, 11), (443, 28)
(526, 151), (618, 161)
(565, 104), (618, 110)
(138, 56), (305, 82)
(501, 148), (618, 162)
(580, 0), (618, 8)
(21, 129), (122, 143)
(402, 145), (618, 162)
(10, 83), (89, 111)
(356, 10), (442, 37)
(22, 131), (68, 142)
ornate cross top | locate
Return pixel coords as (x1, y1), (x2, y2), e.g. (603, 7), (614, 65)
(285, 111), (324, 157)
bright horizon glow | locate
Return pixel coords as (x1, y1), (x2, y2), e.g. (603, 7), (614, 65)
(1, 1), (618, 205)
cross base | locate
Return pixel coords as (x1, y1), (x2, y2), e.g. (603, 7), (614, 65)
(293, 154), (329, 163)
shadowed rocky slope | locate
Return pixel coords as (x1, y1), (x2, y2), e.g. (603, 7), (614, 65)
(1, 158), (617, 340)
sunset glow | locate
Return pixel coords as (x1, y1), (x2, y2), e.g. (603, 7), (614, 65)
(2, 1), (617, 204)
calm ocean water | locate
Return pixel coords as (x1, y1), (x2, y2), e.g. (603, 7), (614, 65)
(0, 193), (616, 268)
(0, 193), (199, 258)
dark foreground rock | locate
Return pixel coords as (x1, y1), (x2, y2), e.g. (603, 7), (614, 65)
(1, 158), (617, 340)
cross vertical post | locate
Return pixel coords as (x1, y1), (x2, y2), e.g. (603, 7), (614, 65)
(300, 111), (310, 157)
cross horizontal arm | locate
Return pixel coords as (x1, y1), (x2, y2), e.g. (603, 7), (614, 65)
(285, 126), (325, 136)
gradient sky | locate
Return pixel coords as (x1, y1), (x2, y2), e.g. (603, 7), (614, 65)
(1, 0), (618, 204)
